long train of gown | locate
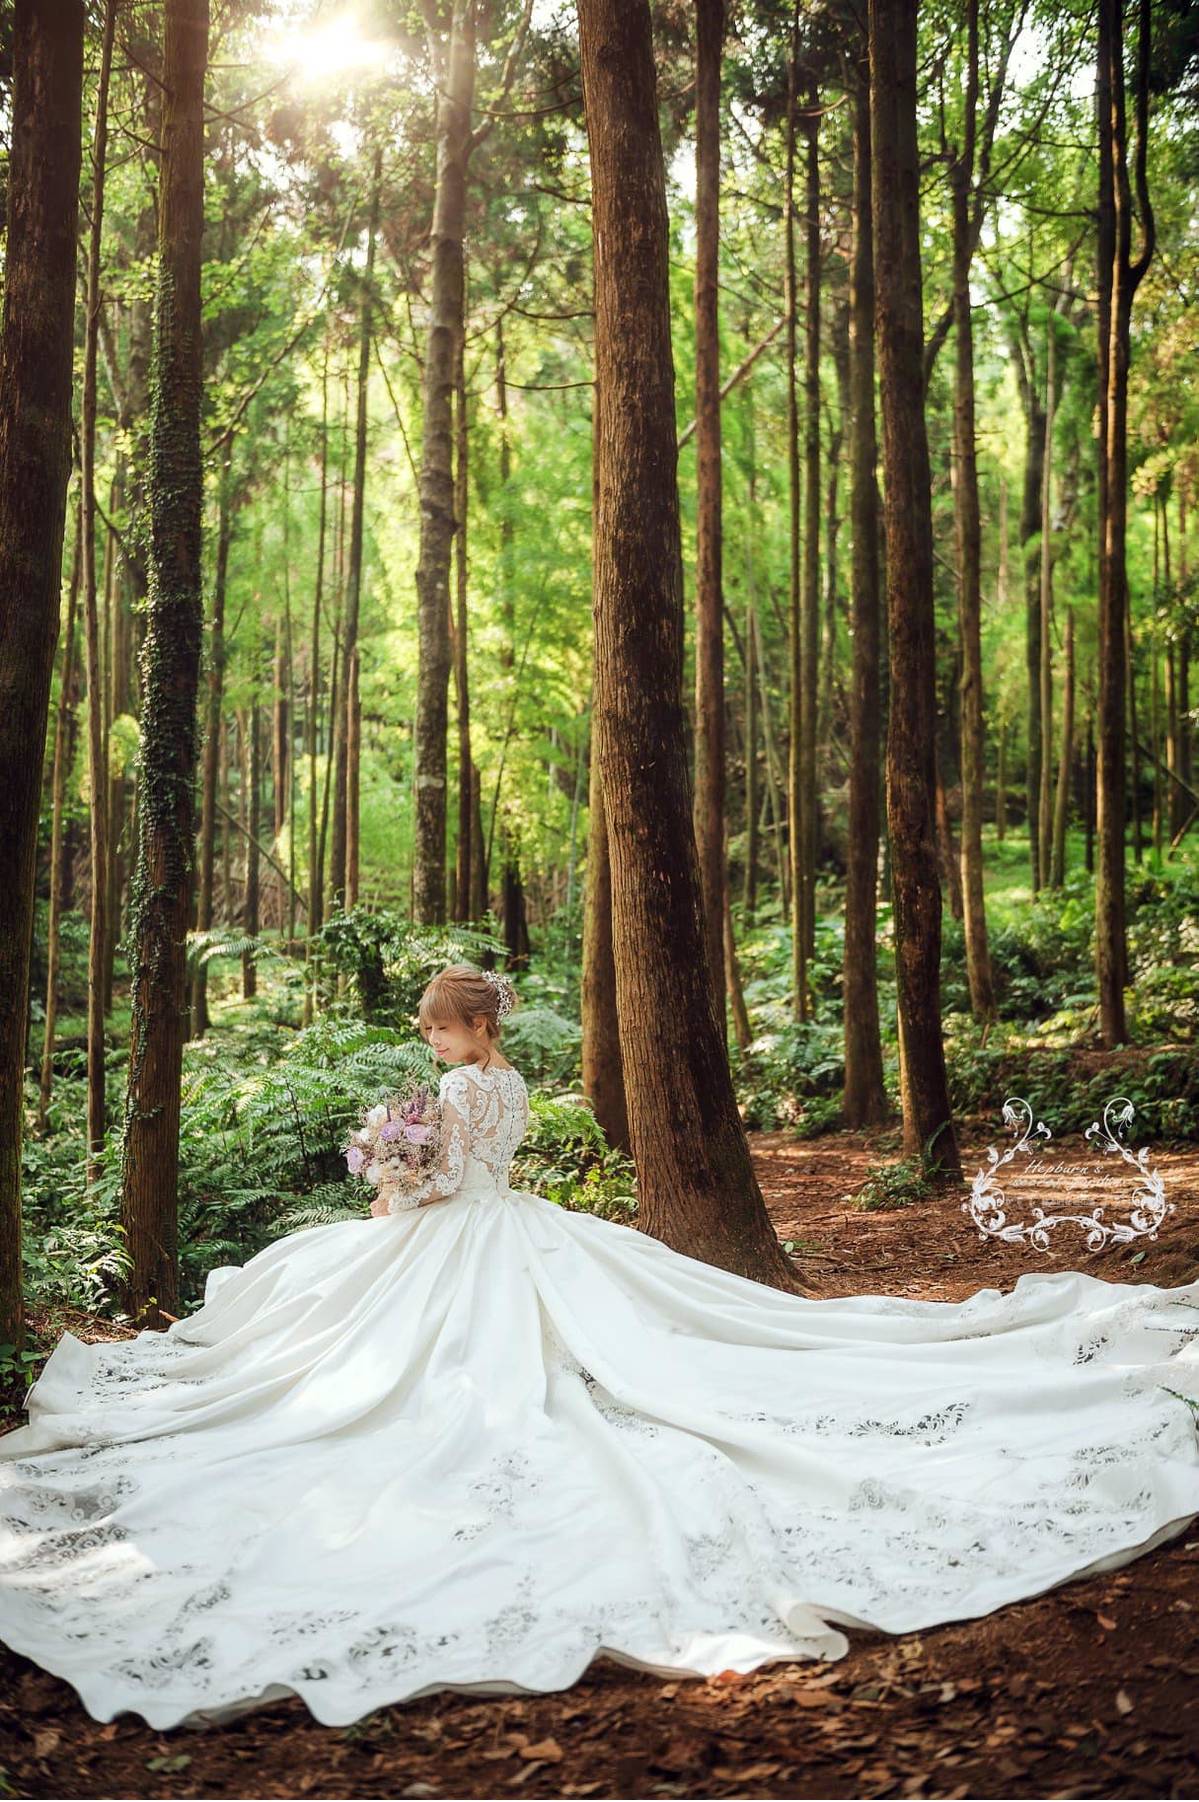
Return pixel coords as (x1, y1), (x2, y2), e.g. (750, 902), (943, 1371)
(1, 1061), (1198, 1731)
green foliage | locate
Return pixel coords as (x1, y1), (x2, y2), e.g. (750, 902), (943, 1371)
(850, 1157), (936, 1212)
(945, 1036), (1199, 1144)
(314, 908), (505, 1023)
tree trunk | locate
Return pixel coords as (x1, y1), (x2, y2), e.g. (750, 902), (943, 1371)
(414, 6), (476, 923)
(453, 307), (473, 920)
(190, 452), (233, 1037)
(723, 825), (752, 1053)
(1037, 309), (1058, 890)
(243, 700), (260, 997)
(783, 17), (805, 1027)
(1095, 0), (1154, 1045)
(996, 712), (1007, 842)
(273, 609), (288, 921)
(0, 0), (82, 1354)
(346, 644), (360, 907)
(38, 492), (83, 1133)
(578, 0), (800, 1289)
(304, 340), (330, 1023)
(1085, 708), (1096, 873)
(743, 594), (758, 923)
(842, 47), (887, 1130)
(1051, 602), (1074, 887)
(82, 0), (117, 1185)
(331, 142), (381, 914)
(102, 464), (127, 1018)
(868, 0), (960, 1179)
(819, 292), (848, 756)
(1009, 323), (1046, 889)
(1178, 487), (1192, 816)
(1125, 603), (1142, 864)
(800, 76), (821, 985)
(951, 0), (995, 1022)
(118, 0), (209, 1330)
(692, 0), (726, 1040)
(581, 743), (629, 1156)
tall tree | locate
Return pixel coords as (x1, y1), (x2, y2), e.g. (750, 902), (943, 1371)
(331, 139), (381, 914)
(82, 0), (118, 1184)
(1095, 0), (1154, 1045)
(868, 0), (961, 1179)
(119, 0), (210, 1327)
(578, 0), (801, 1289)
(783, 11), (805, 1025)
(412, 0), (533, 922)
(190, 451), (236, 1037)
(693, 0), (727, 1040)
(38, 494), (83, 1131)
(0, 0), (83, 1352)
(949, 0), (996, 1022)
(842, 39), (887, 1129)
(799, 73), (821, 992)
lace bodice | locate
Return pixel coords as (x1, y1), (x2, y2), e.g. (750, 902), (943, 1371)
(387, 1061), (530, 1212)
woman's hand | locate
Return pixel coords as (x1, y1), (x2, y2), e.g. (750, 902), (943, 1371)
(370, 1186), (395, 1218)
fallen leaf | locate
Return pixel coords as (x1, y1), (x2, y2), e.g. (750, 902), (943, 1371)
(522, 1738), (563, 1762)
(33, 1728), (61, 1758)
(792, 1686), (839, 1708)
(1097, 1614), (1117, 1631)
(1115, 1688), (1134, 1715)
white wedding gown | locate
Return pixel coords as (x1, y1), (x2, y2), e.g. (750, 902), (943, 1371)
(2, 1058), (1198, 1731)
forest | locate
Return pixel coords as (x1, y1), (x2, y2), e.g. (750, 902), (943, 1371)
(1, 0), (1197, 1368)
(3, 0), (1199, 1789)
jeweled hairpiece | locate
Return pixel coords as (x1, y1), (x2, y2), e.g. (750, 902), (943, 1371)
(480, 968), (515, 1020)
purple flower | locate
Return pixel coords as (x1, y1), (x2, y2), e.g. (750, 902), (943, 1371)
(379, 1121), (403, 1142)
(403, 1123), (435, 1145)
(346, 1145), (367, 1175)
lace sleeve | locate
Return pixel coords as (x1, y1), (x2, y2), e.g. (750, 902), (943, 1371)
(387, 1067), (473, 1212)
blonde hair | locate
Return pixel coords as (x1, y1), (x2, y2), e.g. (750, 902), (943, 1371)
(417, 964), (516, 1071)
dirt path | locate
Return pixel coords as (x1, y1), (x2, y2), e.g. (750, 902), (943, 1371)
(2, 1129), (1197, 1800)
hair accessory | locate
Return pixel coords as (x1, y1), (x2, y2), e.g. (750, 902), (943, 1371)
(481, 969), (515, 1019)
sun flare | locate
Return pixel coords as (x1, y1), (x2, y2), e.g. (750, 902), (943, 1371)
(261, 10), (393, 86)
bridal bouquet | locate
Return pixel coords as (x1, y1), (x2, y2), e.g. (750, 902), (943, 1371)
(344, 1078), (444, 1214)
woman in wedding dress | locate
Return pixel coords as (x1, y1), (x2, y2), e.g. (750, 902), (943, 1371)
(1, 962), (1197, 1732)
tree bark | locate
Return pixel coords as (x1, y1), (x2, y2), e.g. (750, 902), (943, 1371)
(868, 0), (960, 1178)
(414, 7), (476, 923)
(692, 0), (726, 1041)
(346, 645), (360, 907)
(243, 700), (260, 996)
(1008, 321), (1045, 887)
(453, 306), (473, 920)
(1095, 0), (1154, 1045)
(951, 0), (995, 1022)
(1051, 601), (1075, 886)
(783, 14), (805, 1027)
(304, 340), (330, 1024)
(331, 141), (381, 914)
(842, 48), (887, 1129)
(38, 491), (83, 1132)
(0, 0), (82, 1353)
(119, 0), (209, 1329)
(800, 75), (821, 984)
(578, 0), (801, 1288)
(190, 452), (234, 1037)
(1037, 308), (1057, 890)
(82, 0), (117, 1186)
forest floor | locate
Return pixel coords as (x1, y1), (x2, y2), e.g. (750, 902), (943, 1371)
(2, 1123), (1198, 1802)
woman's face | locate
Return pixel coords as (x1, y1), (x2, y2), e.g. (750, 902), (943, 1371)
(426, 1014), (488, 1064)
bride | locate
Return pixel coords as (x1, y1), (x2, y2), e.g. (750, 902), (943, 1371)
(1, 962), (1197, 1731)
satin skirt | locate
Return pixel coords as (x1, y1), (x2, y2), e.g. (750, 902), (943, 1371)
(2, 1178), (1197, 1730)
